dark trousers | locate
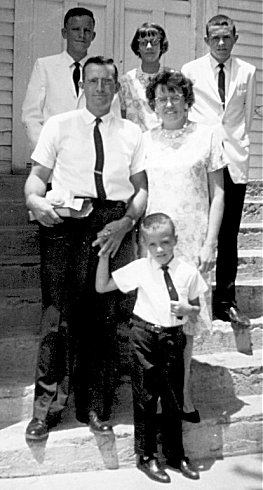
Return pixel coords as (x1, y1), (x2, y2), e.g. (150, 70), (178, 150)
(33, 201), (135, 422)
(215, 167), (247, 308)
(129, 322), (185, 460)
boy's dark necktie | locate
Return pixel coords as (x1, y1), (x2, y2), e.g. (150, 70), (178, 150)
(94, 118), (106, 200)
(161, 264), (182, 319)
(218, 63), (225, 109)
(73, 61), (80, 96)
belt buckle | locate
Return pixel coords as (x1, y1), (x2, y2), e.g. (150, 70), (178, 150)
(153, 324), (162, 333)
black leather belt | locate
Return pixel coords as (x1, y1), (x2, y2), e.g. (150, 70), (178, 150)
(132, 314), (183, 335)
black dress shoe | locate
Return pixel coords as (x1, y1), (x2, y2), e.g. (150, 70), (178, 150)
(182, 409), (200, 423)
(25, 418), (49, 441)
(214, 306), (250, 326)
(137, 456), (171, 483)
(88, 410), (112, 434)
(166, 457), (200, 480)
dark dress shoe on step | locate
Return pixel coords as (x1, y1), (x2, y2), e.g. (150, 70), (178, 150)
(166, 457), (200, 480)
(25, 418), (49, 441)
(88, 410), (112, 434)
(214, 306), (250, 326)
(182, 409), (200, 423)
(137, 456), (171, 483)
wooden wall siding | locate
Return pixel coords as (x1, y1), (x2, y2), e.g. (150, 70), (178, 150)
(218, 0), (263, 178)
(0, 0), (14, 173)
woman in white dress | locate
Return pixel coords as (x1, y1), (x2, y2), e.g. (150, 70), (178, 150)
(118, 22), (169, 131)
(144, 69), (225, 420)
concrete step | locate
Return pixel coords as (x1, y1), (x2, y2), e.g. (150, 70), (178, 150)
(0, 225), (39, 257)
(0, 258), (40, 289)
(1, 319), (262, 384)
(245, 180), (263, 200)
(238, 222), (262, 249)
(236, 249), (263, 278)
(0, 388), (261, 477)
(0, 288), (41, 335)
(0, 343), (261, 427)
(0, 174), (27, 200)
(242, 198), (263, 223)
(0, 199), (30, 226)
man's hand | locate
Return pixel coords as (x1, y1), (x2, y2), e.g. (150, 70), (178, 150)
(92, 217), (132, 257)
(27, 195), (63, 227)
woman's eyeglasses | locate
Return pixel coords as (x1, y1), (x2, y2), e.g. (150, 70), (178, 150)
(138, 37), (161, 48)
(155, 94), (183, 105)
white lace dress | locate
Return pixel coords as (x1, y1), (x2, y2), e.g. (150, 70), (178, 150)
(144, 122), (226, 336)
(118, 67), (161, 132)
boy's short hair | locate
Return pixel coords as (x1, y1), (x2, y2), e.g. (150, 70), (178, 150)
(83, 56), (119, 83)
(141, 213), (175, 235)
(64, 7), (95, 27)
(206, 14), (236, 37)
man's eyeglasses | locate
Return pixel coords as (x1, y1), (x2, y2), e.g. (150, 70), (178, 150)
(155, 94), (183, 105)
(138, 37), (161, 48)
(85, 77), (114, 86)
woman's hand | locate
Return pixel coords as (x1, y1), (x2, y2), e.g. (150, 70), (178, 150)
(198, 243), (216, 273)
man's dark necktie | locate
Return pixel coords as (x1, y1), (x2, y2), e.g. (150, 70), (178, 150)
(73, 61), (80, 96)
(218, 63), (225, 109)
(94, 118), (106, 200)
(161, 264), (182, 319)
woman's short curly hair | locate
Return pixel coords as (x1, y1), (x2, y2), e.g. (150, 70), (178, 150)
(146, 69), (195, 110)
(131, 22), (169, 58)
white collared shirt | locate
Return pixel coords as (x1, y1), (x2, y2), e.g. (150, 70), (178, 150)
(31, 108), (145, 201)
(209, 54), (232, 97)
(112, 256), (207, 327)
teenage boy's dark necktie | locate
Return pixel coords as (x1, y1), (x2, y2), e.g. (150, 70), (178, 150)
(94, 118), (106, 200)
(73, 61), (80, 96)
(161, 264), (182, 319)
(218, 63), (225, 109)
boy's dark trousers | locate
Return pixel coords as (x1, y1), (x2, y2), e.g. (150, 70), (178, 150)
(129, 321), (186, 461)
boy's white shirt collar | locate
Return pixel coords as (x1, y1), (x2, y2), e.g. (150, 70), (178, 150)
(209, 53), (232, 72)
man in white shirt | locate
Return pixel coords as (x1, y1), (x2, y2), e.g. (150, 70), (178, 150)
(22, 7), (96, 150)
(182, 14), (256, 326)
(24, 56), (148, 441)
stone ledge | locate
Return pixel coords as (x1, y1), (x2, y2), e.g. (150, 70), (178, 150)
(0, 394), (261, 478)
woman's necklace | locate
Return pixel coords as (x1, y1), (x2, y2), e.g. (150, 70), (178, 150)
(136, 68), (159, 89)
(160, 122), (190, 139)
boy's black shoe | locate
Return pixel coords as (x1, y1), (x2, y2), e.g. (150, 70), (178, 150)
(137, 456), (171, 483)
(166, 457), (200, 480)
(25, 418), (49, 441)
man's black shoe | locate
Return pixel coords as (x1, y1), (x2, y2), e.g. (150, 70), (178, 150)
(137, 456), (171, 483)
(88, 410), (112, 434)
(166, 457), (200, 480)
(25, 418), (49, 441)
(214, 306), (250, 326)
(182, 409), (200, 423)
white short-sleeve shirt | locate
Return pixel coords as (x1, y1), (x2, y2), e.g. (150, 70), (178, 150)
(112, 256), (207, 327)
(31, 108), (146, 202)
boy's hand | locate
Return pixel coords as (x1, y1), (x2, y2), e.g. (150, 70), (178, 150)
(171, 300), (200, 319)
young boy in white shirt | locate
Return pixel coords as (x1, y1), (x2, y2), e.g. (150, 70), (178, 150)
(96, 212), (206, 483)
